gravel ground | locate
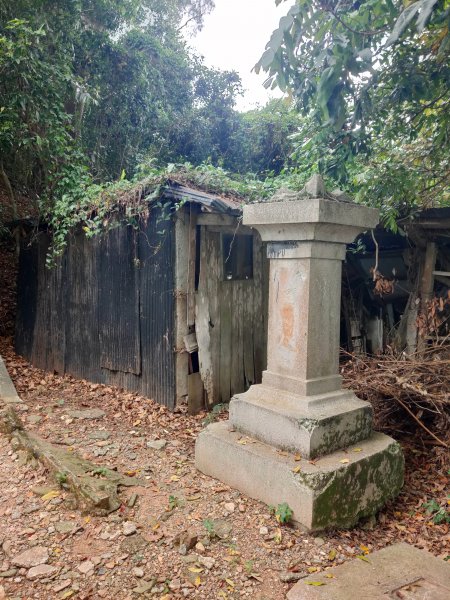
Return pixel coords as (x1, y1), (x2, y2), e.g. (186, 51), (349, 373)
(0, 337), (448, 600)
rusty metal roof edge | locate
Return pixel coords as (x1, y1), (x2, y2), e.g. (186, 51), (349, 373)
(162, 181), (243, 216)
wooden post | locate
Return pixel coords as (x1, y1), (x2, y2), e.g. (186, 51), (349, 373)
(417, 241), (437, 353)
(186, 205), (198, 328)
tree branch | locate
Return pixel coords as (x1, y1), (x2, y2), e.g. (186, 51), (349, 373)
(411, 93), (450, 122)
(177, 15), (197, 32)
(321, 5), (391, 37)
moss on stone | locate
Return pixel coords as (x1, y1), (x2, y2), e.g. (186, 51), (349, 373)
(310, 441), (404, 529)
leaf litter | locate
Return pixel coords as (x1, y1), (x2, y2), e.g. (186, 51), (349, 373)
(0, 337), (448, 599)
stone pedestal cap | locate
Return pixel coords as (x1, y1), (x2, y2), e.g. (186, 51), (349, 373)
(243, 185), (379, 245)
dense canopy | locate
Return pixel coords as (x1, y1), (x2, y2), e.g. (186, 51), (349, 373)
(1, 0), (449, 254)
(256, 0), (450, 227)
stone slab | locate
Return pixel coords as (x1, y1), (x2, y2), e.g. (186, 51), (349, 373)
(195, 422), (404, 531)
(243, 198), (379, 244)
(230, 386), (373, 458)
(286, 543), (450, 599)
(0, 356), (22, 404)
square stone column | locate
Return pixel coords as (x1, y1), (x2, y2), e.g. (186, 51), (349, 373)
(263, 241), (345, 398)
(196, 187), (404, 530)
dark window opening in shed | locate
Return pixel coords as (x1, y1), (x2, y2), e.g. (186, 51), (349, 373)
(189, 350), (200, 374)
(223, 234), (253, 281)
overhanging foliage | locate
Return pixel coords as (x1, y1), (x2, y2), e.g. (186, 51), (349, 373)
(256, 0), (450, 227)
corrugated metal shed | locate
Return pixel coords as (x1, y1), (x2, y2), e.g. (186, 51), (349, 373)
(14, 182), (256, 410)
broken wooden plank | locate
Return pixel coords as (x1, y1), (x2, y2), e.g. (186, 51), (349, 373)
(186, 206), (197, 328)
(242, 283), (255, 389)
(418, 241), (437, 353)
(207, 232), (222, 406)
(196, 214), (237, 227)
(188, 372), (204, 415)
(196, 227), (220, 408)
(230, 281), (245, 397)
(219, 281), (232, 403)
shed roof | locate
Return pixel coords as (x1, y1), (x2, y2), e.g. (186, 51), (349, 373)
(163, 181), (242, 216)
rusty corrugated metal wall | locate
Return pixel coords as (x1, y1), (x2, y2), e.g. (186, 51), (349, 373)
(15, 215), (176, 408)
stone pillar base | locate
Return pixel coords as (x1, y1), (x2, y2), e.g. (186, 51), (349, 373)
(230, 385), (373, 459)
(195, 422), (404, 531)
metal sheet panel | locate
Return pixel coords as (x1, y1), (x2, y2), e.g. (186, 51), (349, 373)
(163, 184), (242, 215)
(16, 233), (66, 373)
(138, 213), (176, 408)
(64, 231), (101, 382)
(15, 214), (177, 410)
(98, 226), (141, 375)
(15, 236), (38, 359)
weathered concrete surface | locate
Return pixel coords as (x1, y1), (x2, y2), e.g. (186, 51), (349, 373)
(263, 254), (343, 397)
(0, 363), (143, 515)
(0, 356), (22, 404)
(195, 422), (404, 531)
(196, 184), (403, 530)
(243, 196), (379, 243)
(1, 403), (142, 514)
(230, 386), (373, 459)
(286, 543), (450, 599)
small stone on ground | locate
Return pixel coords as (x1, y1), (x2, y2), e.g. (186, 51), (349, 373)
(67, 408), (105, 420)
(12, 546), (49, 568)
(27, 564), (58, 580)
(146, 439), (167, 450)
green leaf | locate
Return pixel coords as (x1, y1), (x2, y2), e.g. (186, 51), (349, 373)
(386, 2), (421, 46)
(257, 48), (276, 71)
(416, 0), (439, 32)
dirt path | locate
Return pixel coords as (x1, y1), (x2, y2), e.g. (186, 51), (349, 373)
(0, 338), (448, 600)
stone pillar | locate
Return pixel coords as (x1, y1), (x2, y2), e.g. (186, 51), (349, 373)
(195, 186), (404, 530)
(263, 241), (345, 397)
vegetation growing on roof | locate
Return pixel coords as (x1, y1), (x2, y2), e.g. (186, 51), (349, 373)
(45, 161), (319, 263)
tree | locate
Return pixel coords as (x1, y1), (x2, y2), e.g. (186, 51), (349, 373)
(227, 99), (299, 175)
(0, 17), (84, 224)
(166, 65), (243, 167)
(256, 0), (450, 226)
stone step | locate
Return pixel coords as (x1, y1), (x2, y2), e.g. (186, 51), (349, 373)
(195, 421), (404, 531)
(229, 385), (373, 459)
(286, 542), (450, 599)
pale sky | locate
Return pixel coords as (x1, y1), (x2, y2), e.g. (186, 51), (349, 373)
(187, 0), (287, 111)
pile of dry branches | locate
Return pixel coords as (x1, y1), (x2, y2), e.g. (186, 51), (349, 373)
(341, 348), (450, 448)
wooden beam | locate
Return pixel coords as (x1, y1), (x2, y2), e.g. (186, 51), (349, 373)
(420, 242), (437, 303)
(432, 271), (450, 277)
(186, 206), (197, 328)
(196, 214), (237, 227)
(412, 219), (450, 229)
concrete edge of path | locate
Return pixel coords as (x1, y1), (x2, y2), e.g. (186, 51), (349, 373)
(0, 355), (23, 404)
(286, 542), (450, 599)
(0, 354), (144, 515)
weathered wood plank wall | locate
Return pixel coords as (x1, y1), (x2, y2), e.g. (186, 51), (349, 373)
(196, 227), (267, 405)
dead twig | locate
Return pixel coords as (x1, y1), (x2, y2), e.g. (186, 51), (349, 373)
(394, 396), (448, 448)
